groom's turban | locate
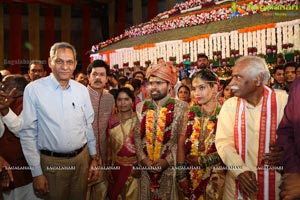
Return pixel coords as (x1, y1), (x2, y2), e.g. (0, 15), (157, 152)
(146, 60), (177, 86)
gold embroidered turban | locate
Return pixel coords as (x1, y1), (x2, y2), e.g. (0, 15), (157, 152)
(146, 60), (177, 86)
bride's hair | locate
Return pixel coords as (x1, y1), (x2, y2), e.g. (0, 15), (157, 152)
(191, 69), (218, 88)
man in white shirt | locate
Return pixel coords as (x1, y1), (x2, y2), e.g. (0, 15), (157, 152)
(20, 42), (99, 200)
(0, 75), (40, 200)
(216, 56), (288, 199)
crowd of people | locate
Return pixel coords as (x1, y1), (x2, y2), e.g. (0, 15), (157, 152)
(0, 41), (300, 200)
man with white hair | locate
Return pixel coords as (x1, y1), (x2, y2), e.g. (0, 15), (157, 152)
(215, 56), (288, 199)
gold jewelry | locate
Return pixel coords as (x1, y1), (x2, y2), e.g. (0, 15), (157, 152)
(118, 111), (134, 141)
(198, 102), (218, 152)
(200, 102), (218, 117)
(198, 116), (208, 152)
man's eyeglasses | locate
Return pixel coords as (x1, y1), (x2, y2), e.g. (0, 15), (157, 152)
(148, 81), (167, 87)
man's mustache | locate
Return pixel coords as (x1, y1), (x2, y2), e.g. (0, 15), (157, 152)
(231, 85), (239, 90)
(94, 80), (102, 83)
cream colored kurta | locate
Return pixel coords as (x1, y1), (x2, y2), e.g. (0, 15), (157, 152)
(134, 95), (188, 200)
(215, 92), (288, 200)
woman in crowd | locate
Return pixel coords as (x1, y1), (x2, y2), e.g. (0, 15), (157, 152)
(177, 85), (192, 104)
(177, 70), (225, 200)
(219, 78), (233, 104)
(107, 87), (140, 200)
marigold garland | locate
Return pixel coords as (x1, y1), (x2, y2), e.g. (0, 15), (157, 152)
(140, 98), (175, 198)
(190, 117), (200, 156)
(145, 107), (168, 161)
(185, 105), (221, 197)
(141, 98), (175, 160)
(153, 107), (167, 161)
(145, 110), (155, 160)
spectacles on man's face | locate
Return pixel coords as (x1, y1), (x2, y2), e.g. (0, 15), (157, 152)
(54, 58), (75, 66)
(148, 81), (167, 87)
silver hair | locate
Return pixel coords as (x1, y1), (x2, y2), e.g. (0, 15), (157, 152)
(49, 42), (77, 60)
(235, 56), (270, 85)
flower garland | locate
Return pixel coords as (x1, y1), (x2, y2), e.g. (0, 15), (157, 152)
(145, 107), (167, 161)
(91, 0), (297, 50)
(141, 98), (175, 160)
(140, 98), (175, 197)
(190, 116), (201, 156)
(184, 105), (220, 197)
(145, 110), (155, 160)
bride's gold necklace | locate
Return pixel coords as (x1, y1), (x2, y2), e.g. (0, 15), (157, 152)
(201, 101), (218, 117)
(198, 102), (218, 152)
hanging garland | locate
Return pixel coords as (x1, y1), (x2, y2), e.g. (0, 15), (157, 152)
(184, 105), (221, 198)
(140, 98), (175, 198)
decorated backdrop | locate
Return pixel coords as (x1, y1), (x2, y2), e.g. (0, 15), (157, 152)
(90, 0), (299, 69)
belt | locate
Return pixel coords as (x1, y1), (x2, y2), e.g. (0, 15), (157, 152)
(40, 144), (86, 158)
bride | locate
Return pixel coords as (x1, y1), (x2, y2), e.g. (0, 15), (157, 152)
(177, 70), (225, 200)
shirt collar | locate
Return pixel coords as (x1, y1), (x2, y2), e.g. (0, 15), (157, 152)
(245, 96), (263, 109)
(87, 85), (98, 96)
(152, 94), (171, 107)
(49, 73), (71, 90)
(87, 85), (104, 97)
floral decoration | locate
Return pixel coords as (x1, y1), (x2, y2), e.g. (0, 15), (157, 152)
(184, 105), (221, 197)
(140, 98), (175, 196)
(91, 0), (297, 50)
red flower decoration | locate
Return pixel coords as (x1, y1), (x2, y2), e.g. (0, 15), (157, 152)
(184, 140), (192, 154)
(161, 146), (170, 159)
(185, 125), (193, 138)
(188, 111), (195, 119)
(140, 117), (146, 138)
(163, 129), (171, 144)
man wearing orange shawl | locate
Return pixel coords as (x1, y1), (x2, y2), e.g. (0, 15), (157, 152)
(134, 60), (188, 200)
(215, 56), (288, 200)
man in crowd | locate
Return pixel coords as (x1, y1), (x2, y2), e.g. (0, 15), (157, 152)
(216, 56), (288, 199)
(197, 53), (209, 69)
(296, 64), (300, 78)
(272, 65), (286, 91)
(108, 74), (118, 90)
(132, 71), (148, 101)
(284, 62), (296, 92)
(20, 42), (99, 200)
(0, 87), (21, 138)
(28, 60), (47, 82)
(134, 60), (188, 199)
(0, 75), (38, 200)
(276, 77), (300, 199)
(180, 77), (192, 90)
(86, 59), (115, 200)
(75, 71), (89, 87)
